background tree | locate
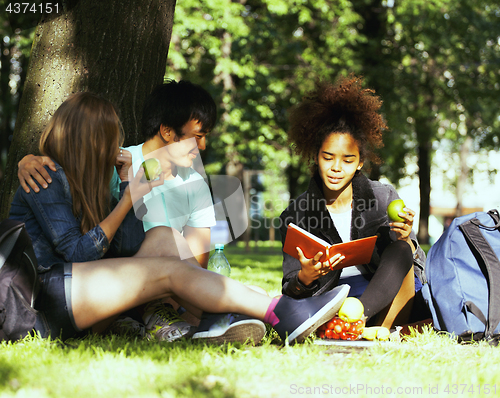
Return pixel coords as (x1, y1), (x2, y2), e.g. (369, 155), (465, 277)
(0, 0), (177, 219)
(0, 7), (35, 184)
(166, 0), (499, 244)
(2, 0), (498, 243)
(167, 0), (365, 230)
(379, 0), (500, 243)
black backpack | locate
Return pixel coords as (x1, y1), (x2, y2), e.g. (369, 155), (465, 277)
(0, 219), (40, 342)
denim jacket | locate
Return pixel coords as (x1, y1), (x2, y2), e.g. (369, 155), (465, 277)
(9, 163), (144, 272)
(280, 171), (426, 298)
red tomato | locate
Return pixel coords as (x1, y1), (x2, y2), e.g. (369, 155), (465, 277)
(339, 332), (348, 340)
(317, 331), (325, 339)
(325, 329), (334, 339)
(327, 320), (336, 330)
(334, 324), (343, 334)
(342, 322), (351, 331)
(331, 332), (340, 339)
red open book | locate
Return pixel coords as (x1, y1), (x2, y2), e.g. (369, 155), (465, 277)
(283, 223), (377, 269)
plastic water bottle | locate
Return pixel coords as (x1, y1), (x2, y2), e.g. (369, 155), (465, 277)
(207, 244), (231, 277)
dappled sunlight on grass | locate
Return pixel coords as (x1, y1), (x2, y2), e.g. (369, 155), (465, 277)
(2, 245), (500, 397)
(2, 329), (500, 398)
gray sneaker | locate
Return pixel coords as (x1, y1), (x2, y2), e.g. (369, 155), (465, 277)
(107, 316), (145, 338)
(192, 313), (266, 344)
(143, 301), (193, 342)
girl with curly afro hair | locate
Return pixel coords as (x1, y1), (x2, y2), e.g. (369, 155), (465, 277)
(280, 75), (428, 328)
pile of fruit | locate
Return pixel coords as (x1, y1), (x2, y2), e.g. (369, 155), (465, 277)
(316, 317), (365, 340)
(316, 297), (391, 341)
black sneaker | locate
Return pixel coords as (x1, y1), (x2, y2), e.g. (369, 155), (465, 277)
(192, 313), (266, 345)
(273, 284), (350, 344)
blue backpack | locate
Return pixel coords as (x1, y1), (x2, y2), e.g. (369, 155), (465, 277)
(422, 209), (500, 344)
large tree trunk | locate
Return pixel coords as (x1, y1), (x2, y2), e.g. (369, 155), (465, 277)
(456, 135), (473, 217)
(416, 119), (432, 245)
(0, 0), (176, 219)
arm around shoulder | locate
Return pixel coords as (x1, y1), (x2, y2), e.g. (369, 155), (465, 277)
(17, 154), (57, 193)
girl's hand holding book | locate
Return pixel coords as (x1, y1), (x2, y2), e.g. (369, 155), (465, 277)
(296, 247), (344, 286)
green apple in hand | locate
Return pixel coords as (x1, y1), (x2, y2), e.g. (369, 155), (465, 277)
(387, 199), (406, 222)
(141, 158), (162, 181)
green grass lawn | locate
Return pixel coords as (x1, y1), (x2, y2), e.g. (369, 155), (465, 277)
(1, 243), (499, 398)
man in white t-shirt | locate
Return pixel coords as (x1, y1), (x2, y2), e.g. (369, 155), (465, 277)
(115, 143), (215, 234)
(114, 80), (218, 268)
(111, 139), (216, 267)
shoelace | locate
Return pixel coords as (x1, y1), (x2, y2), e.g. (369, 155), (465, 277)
(152, 305), (184, 326)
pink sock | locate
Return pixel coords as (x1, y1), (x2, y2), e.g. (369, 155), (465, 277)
(264, 297), (281, 327)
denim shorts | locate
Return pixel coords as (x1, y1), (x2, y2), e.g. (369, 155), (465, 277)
(34, 263), (87, 340)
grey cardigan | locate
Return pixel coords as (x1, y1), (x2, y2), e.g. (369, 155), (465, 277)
(280, 171), (426, 298)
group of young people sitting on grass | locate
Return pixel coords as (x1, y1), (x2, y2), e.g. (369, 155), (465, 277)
(10, 74), (427, 344)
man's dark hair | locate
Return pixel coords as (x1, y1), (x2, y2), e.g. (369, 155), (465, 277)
(141, 80), (217, 140)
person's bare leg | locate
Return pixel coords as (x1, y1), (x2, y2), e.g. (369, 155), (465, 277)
(70, 256), (273, 330)
(133, 227), (203, 321)
(136, 227), (268, 317)
(376, 266), (415, 328)
(134, 227), (197, 261)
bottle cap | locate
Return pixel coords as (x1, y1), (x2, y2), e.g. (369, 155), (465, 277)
(215, 243), (224, 250)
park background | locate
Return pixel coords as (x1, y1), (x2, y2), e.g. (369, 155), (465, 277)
(0, 0), (499, 246)
(1, 3), (500, 397)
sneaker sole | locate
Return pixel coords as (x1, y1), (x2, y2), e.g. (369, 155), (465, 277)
(153, 325), (194, 342)
(287, 284), (350, 344)
(192, 319), (266, 345)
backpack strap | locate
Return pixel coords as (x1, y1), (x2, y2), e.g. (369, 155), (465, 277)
(0, 221), (24, 272)
(459, 214), (500, 340)
(464, 301), (487, 326)
(488, 209), (500, 227)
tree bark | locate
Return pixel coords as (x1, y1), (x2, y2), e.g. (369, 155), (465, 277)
(456, 135), (473, 217)
(416, 119), (432, 245)
(0, 0), (176, 219)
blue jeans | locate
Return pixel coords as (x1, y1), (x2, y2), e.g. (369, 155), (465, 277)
(34, 263), (87, 340)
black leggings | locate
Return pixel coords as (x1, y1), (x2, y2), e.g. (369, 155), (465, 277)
(359, 240), (413, 319)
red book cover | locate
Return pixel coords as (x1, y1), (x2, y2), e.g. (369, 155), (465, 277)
(283, 223), (377, 269)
